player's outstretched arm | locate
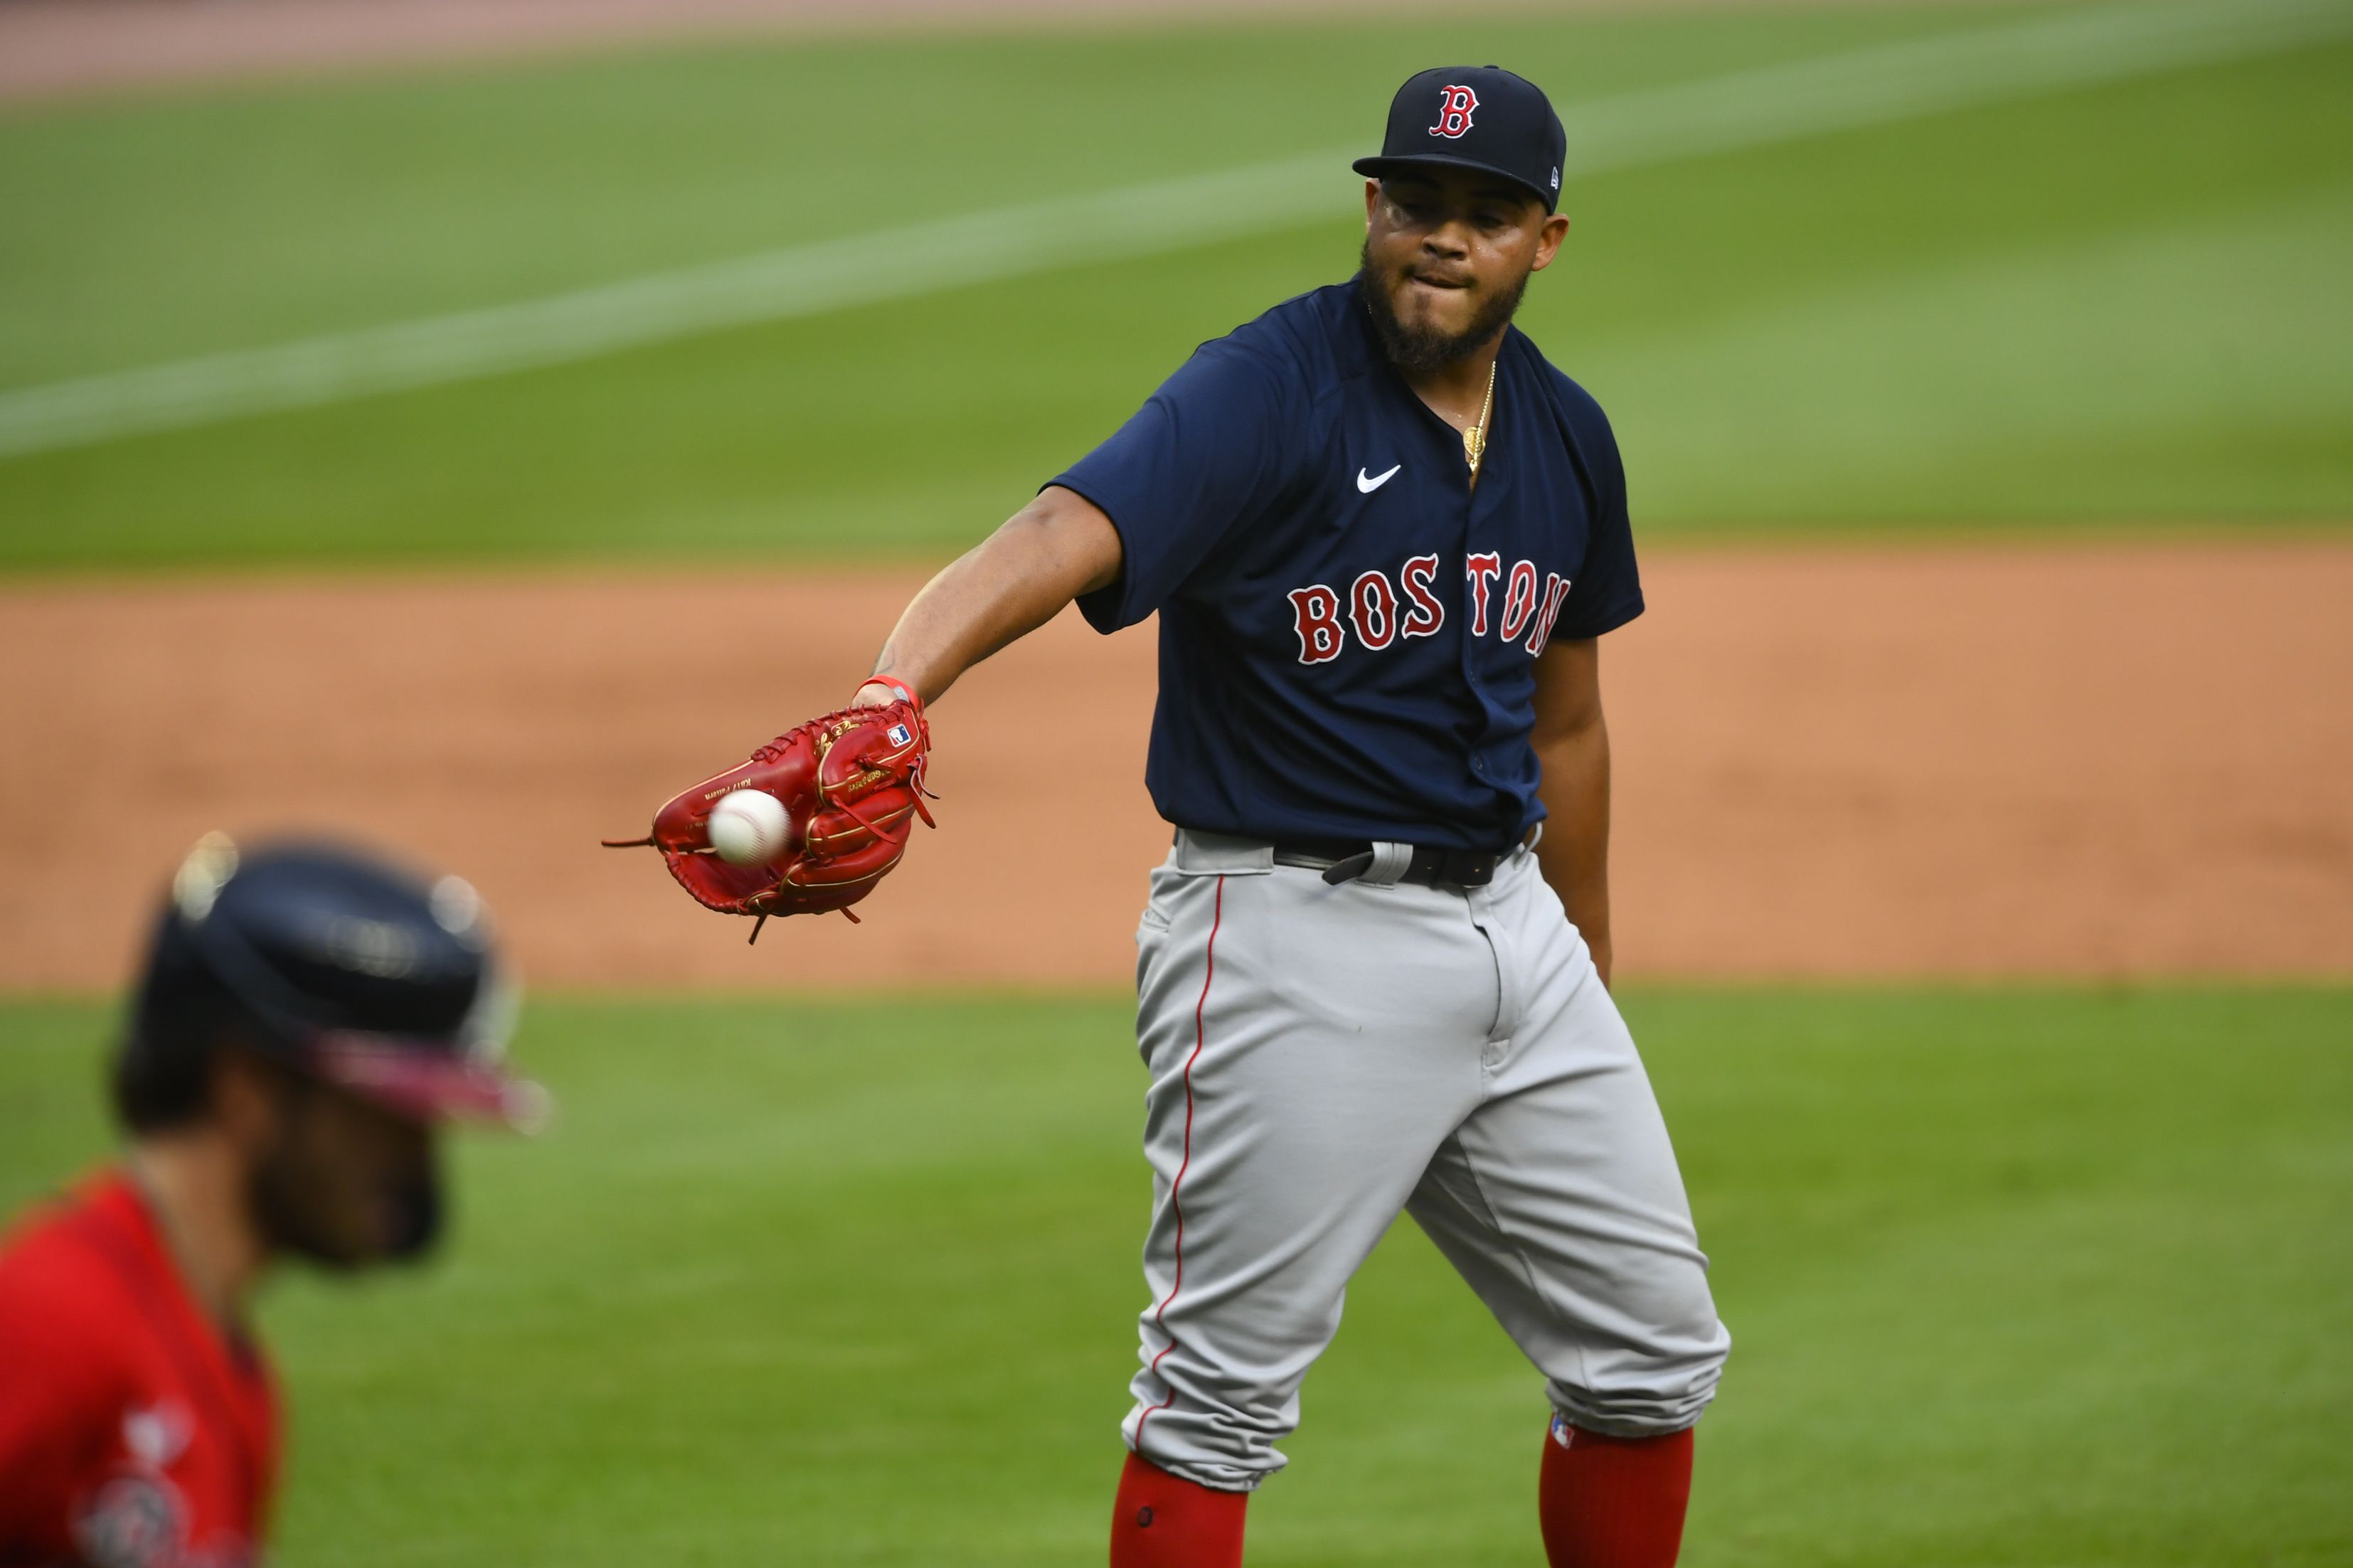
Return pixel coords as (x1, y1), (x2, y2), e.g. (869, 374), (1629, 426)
(851, 485), (1122, 709)
(1531, 634), (1615, 987)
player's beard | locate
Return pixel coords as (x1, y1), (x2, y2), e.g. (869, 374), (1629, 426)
(247, 1075), (445, 1268)
(1356, 239), (1532, 377)
(252, 1143), (442, 1267)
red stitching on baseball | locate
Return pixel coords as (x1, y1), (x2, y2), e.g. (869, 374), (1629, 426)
(1134, 873), (1223, 1456)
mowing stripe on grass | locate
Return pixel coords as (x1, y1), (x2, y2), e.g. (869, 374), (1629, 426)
(1, 0), (2345, 460)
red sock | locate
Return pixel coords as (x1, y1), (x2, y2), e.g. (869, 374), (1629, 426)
(1537, 1417), (1696, 1568)
(1110, 1450), (1248, 1568)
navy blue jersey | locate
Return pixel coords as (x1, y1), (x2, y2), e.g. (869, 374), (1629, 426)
(1054, 280), (1642, 851)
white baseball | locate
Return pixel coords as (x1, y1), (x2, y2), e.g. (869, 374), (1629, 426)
(706, 789), (789, 866)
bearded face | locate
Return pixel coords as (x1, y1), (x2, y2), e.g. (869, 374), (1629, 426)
(245, 1063), (444, 1268)
(1355, 169), (1561, 377)
(1358, 235), (1533, 377)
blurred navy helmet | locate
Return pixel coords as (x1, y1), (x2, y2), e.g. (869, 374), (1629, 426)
(118, 834), (544, 1131)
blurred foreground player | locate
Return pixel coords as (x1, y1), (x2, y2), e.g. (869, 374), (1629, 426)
(0, 836), (543, 1567)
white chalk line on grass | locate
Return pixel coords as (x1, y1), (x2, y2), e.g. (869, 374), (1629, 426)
(1, 0), (2346, 460)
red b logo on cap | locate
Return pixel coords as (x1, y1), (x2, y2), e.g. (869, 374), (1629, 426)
(1429, 85), (1478, 139)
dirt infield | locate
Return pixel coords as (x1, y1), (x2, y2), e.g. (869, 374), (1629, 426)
(3, 541), (2347, 993)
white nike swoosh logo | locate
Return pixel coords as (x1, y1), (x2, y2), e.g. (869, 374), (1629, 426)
(1356, 464), (1401, 494)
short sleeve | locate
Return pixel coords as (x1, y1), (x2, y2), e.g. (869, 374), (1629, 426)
(1052, 341), (1297, 634)
(1554, 393), (1644, 641)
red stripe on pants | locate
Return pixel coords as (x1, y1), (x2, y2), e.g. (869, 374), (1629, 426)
(1133, 873), (1223, 1457)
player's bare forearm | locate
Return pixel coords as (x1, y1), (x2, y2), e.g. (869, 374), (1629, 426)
(853, 486), (1122, 708)
(1530, 636), (1614, 987)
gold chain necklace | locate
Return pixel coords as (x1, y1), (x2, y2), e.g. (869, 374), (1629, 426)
(1463, 358), (1498, 480)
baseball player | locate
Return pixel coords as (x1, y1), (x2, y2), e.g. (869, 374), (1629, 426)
(617, 63), (1728, 1568)
(0, 836), (542, 1567)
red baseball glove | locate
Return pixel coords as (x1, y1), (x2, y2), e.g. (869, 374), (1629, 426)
(603, 683), (933, 941)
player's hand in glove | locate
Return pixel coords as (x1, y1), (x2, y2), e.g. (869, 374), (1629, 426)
(603, 679), (933, 940)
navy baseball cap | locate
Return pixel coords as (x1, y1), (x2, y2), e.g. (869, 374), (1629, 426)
(1353, 65), (1568, 214)
(129, 834), (546, 1129)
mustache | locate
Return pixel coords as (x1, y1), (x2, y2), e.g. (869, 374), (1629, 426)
(1406, 265), (1477, 289)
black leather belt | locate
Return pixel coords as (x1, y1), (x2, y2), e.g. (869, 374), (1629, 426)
(1272, 838), (1507, 888)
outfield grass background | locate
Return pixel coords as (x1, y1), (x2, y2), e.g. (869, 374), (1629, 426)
(2, 4), (2349, 567)
(4, 989), (2348, 1565)
(7, 4), (2352, 1562)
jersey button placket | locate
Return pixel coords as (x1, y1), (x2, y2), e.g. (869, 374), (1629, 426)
(1455, 363), (1517, 768)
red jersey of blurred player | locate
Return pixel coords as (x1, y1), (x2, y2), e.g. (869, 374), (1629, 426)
(0, 1173), (278, 1567)
(0, 837), (542, 1567)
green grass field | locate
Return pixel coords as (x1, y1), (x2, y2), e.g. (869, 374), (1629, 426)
(6, 5), (2351, 1562)
(5, 988), (2348, 1564)
(2, 2), (2350, 567)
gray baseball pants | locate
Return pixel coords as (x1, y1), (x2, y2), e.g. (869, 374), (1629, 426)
(1120, 828), (1730, 1492)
